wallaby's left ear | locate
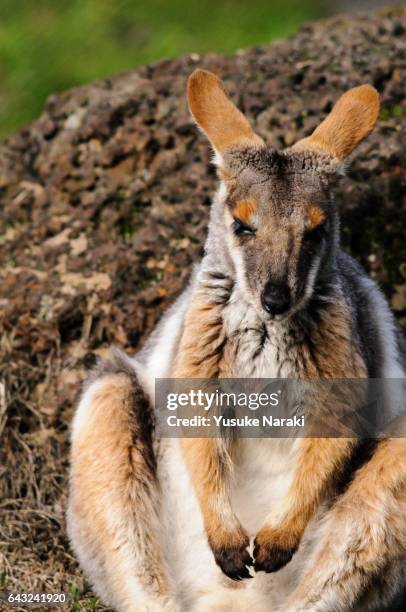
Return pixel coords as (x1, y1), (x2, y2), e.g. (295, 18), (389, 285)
(187, 69), (264, 157)
(292, 85), (380, 161)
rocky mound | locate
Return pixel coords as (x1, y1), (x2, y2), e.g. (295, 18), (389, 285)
(0, 7), (405, 607)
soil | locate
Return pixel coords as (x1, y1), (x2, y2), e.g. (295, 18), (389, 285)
(0, 7), (405, 610)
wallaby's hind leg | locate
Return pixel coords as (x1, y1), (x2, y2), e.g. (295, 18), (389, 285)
(67, 352), (179, 612)
(284, 438), (406, 612)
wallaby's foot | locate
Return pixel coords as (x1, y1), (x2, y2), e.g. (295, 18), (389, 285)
(253, 526), (298, 574)
(209, 528), (253, 581)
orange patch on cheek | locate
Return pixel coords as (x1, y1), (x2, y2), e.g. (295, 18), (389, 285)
(307, 204), (326, 229)
(233, 198), (257, 222)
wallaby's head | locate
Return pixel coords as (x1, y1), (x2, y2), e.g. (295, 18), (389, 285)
(187, 69), (380, 320)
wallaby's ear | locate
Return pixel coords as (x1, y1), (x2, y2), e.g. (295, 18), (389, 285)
(293, 85), (380, 161)
(187, 69), (264, 157)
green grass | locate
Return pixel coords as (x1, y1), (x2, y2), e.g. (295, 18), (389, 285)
(0, 568), (7, 590)
(69, 583), (102, 611)
(379, 104), (405, 121)
(0, 0), (325, 136)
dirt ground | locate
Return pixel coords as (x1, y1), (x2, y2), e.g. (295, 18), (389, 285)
(0, 7), (405, 611)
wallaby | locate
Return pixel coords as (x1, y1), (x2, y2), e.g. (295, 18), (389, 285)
(68, 70), (406, 612)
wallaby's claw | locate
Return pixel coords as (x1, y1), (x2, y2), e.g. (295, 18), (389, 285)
(212, 541), (253, 581)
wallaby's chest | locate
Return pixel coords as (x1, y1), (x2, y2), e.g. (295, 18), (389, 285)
(231, 437), (301, 534)
(220, 297), (292, 378)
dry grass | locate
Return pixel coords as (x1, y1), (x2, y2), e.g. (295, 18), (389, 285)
(0, 330), (109, 611)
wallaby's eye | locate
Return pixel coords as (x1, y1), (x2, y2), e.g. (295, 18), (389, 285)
(232, 219), (256, 237)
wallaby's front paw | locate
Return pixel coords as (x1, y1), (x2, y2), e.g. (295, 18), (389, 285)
(253, 527), (298, 574)
(210, 530), (253, 581)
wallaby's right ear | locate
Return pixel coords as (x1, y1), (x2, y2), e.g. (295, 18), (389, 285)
(292, 85), (380, 161)
(187, 69), (263, 159)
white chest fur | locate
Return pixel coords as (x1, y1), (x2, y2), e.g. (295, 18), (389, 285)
(231, 437), (300, 535)
(221, 290), (289, 378)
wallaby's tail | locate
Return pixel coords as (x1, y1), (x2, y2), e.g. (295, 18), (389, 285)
(67, 350), (179, 612)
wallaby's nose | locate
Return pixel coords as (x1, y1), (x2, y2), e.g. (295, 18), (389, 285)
(261, 283), (291, 316)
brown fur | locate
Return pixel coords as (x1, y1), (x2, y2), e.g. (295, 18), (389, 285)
(172, 291), (251, 575)
(187, 69), (263, 153)
(254, 438), (357, 568)
(181, 438), (243, 547)
(285, 437), (406, 611)
(293, 85), (379, 161)
(303, 300), (367, 379)
(172, 291), (226, 379)
(68, 371), (173, 610)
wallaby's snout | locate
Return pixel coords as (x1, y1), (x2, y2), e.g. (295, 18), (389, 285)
(261, 281), (291, 317)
